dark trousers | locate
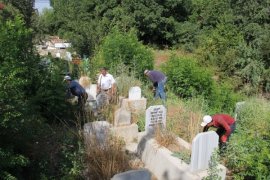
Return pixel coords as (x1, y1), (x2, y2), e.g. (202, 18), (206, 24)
(216, 122), (236, 142)
(78, 92), (88, 110)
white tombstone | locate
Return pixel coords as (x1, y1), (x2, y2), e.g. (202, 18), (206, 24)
(56, 52), (61, 58)
(114, 108), (131, 126)
(66, 51), (72, 61)
(190, 131), (219, 172)
(145, 105), (166, 132)
(234, 101), (245, 121)
(129, 86), (141, 100)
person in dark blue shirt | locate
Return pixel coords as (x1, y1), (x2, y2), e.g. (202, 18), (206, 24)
(144, 70), (167, 104)
(64, 75), (88, 109)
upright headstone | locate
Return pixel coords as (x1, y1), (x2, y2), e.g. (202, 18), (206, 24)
(145, 105), (166, 132)
(190, 131), (219, 172)
(129, 86), (141, 100)
(66, 51), (72, 61)
(114, 108), (131, 126)
(234, 101), (245, 121)
(56, 52), (61, 58)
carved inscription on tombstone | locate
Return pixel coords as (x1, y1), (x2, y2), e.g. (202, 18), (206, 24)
(145, 105), (166, 132)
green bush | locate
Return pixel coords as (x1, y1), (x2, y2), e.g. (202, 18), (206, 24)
(161, 55), (242, 114)
(208, 81), (242, 114)
(225, 98), (270, 179)
(162, 55), (213, 98)
(92, 28), (154, 79)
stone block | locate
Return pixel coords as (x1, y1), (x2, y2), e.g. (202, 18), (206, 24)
(114, 108), (131, 126)
(110, 124), (138, 143)
(84, 121), (112, 146)
(121, 98), (147, 114)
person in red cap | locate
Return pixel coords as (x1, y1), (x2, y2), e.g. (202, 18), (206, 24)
(201, 114), (236, 144)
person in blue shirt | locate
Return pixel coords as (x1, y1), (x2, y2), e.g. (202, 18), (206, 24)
(64, 75), (88, 109)
(144, 70), (167, 104)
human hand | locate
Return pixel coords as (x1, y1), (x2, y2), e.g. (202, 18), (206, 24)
(220, 135), (227, 143)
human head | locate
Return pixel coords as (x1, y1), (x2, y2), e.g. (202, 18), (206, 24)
(201, 115), (212, 127)
(144, 69), (150, 76)
(100, 67), (108, 76)
(64, 75), (72, 82)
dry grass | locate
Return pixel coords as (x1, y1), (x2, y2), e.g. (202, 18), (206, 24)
(85, 135), (131, 180)
(79, 75), (91, 88)
(154, 49), (195, 68)
(166, 97), (204, 143)
(154, 126), (178, 148)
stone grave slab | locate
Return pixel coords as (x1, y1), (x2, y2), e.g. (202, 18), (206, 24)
(190, 131), (219, 172)
(114, 108), (131, 126)
(145, 105), (166, 132)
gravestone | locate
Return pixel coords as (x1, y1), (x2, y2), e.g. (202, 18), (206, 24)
(121, 98), (147, 114)
(129, 86), (141, 100)
(114, 108), (131, 126)
(83, 121), (112, 146)
(145, 105), (166, 132)
(111, 169), (151, 180)
(190, 131), (219, 172)
(234, 101), (245, 121)
(65, 51), (72, 61)
(56, 52), (61, 58)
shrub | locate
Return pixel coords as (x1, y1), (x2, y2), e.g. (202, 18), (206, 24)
(91, 28), (154, 79)
(85, 135), (130, 179)
(225, 98), (270, 179)
(154, 127), (177, 148)
(114, 63), (142, 98)
(162, 55), (213, 98)
(166, 95), (206, 143)
(208, 81), (242, 114)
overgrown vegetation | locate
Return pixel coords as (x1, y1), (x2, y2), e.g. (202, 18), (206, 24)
(85, 135), (131, 179)
(91, 29), (154, 79)
(224, 98), (270, 179)
(203, 149), (222, 180)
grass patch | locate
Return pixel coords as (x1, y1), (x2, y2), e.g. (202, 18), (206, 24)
(85, 135), (131, 179)
(154, 126), (178, 148)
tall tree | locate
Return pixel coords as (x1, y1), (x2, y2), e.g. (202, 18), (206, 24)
(0, 7), (39, 178)
(3, 0), (34, 27)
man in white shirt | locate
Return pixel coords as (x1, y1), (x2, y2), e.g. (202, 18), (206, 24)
(96, 67), (116, 108)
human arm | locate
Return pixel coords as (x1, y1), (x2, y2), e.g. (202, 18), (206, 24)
(203, 126), (209, 132)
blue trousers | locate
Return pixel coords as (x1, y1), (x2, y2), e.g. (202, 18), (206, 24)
(154, 78), (167, 104)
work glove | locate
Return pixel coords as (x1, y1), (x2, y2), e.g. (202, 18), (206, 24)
(220, 135), (227, 143)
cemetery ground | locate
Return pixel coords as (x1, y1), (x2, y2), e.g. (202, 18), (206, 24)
(82, 82), (270, 180)
(82, 84), (224, 179)
(58, 51), (270, 179)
